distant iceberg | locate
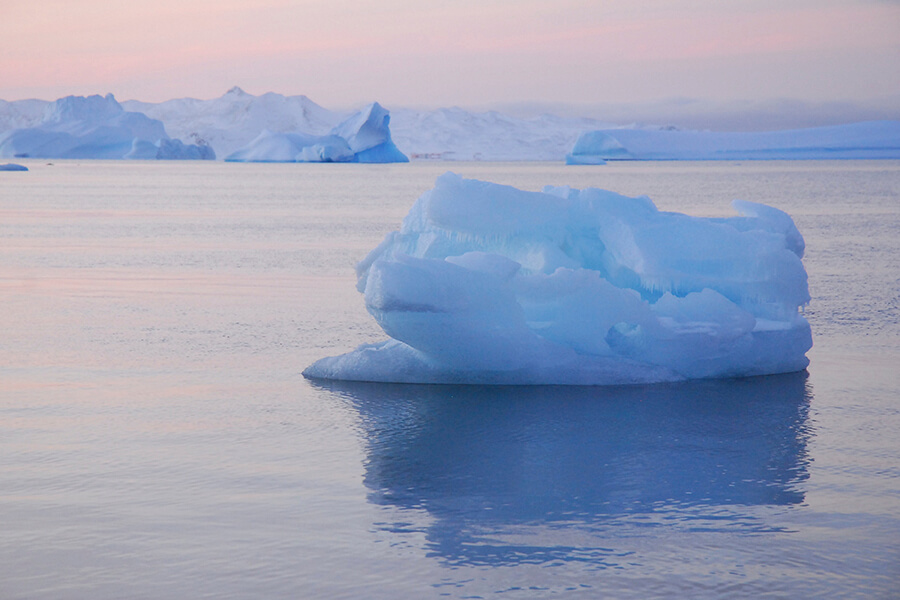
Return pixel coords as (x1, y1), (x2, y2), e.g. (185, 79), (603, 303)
(567, 121), (900, 162)
(225, 102), (407, 163)
(305, 173), (812, 385)
(0, 94), (214, 160)
(225, 131), (354, 163)
(0, 162), (28, 171)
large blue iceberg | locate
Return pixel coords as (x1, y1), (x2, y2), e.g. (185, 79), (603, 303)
(566, 121), (900, 162)
(0, 94), (214, 160)
(225, 102), (408, 163)
(304, 174), (812, 385)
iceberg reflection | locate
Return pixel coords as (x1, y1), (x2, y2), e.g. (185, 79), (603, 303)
(316, 373), (812, 566)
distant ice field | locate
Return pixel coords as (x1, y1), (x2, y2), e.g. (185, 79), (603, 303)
(1, 160), (898, 599)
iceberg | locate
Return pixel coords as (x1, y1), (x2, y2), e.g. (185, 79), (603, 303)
(0, 98), (47, 132)
(329, 102), (410, 163)
(124, 137), (216, 160)
(225, 102), (408, 163)
(304, 173), (812, 385)
(0, 163), (28, 171)
(565, 131), (622, 164)
(567, 121), (900, 162)
(0, 94), (214, 160)
(225, 131), (355, 163)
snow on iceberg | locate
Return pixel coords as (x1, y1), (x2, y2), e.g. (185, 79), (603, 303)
(0, 94), (214, 160)
(304, 173), (812, 385)
(566, 121), (900, 162)
(225, 102), (408, 163)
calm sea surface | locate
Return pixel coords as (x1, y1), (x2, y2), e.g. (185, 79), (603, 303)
(1, 160), (898, 599)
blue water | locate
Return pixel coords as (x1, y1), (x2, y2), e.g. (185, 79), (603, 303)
(1, 160), (898, 598)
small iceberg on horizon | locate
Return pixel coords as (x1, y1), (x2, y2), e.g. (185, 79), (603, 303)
(304, 173), (812, 386)
(0, 162), (28, 171)
(565, 121), (900, 162)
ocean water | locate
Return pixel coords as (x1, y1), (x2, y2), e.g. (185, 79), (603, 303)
(1, 159), (898, 599)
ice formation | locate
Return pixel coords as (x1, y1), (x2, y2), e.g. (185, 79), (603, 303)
(0, 163), (28, 171)
(304, 173), (812, 385)
(123, 89), (606, 161)
(122, 87), (343, 159)
(566, 121), (900, 162)
(225, 102), (408, 163)
(8, 90), (897, 162)
(0, 94), (214, 160)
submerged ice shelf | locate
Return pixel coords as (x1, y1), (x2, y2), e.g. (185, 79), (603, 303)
(304, 174), (812, 385)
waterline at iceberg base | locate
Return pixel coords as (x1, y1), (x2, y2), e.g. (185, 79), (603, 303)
(304, 173), (812, 385)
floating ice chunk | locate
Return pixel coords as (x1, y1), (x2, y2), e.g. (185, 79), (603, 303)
(0, 162), (28, 171)
(305, 173), (812, 385)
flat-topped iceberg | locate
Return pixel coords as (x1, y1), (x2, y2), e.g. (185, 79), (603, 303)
(304, 174), (812, 385)
(0, 94), (214, 160)
(566, 121), (900, 162)
(225, 102), (408, 163)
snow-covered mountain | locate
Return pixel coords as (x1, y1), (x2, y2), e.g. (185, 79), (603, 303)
(0, 94), (213, 160)
(390, 107), (611, 161)
(3, 88), (898, 162)
(123, 87), (343, 159)
(122, 88), (611, 161)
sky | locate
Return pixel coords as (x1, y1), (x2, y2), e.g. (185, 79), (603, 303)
(1, 0), (898, 117)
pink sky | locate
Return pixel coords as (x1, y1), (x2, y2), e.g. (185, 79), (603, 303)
(1, 0), (898, 108)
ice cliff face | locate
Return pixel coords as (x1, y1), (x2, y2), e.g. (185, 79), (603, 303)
(0, 94), (213, 160)
(305, 174), (812, 385)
